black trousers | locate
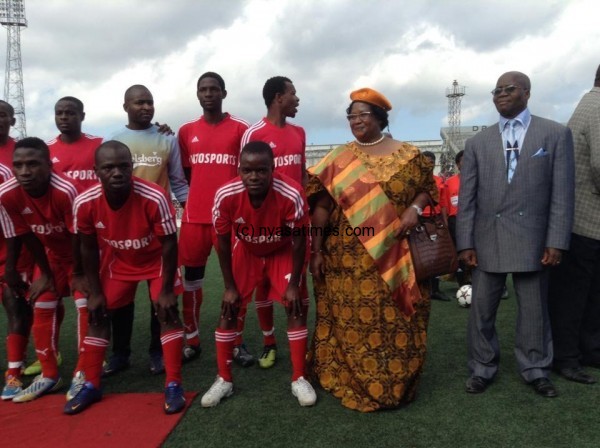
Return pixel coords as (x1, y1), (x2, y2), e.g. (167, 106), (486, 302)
(548, 233), (600, 368)
(111, 297), (162, 358)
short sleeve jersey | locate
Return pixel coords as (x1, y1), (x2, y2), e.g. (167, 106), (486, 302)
(0, 138), (15, 168)
(48, 133), (103, 191)
(74, 177), (177, 280)
(0, 172), (78, 263)
(444, 174), (460, 217)
(213, 172), (309, 257)
(178, 113), (249, 224)
(241, 118), (306, 184)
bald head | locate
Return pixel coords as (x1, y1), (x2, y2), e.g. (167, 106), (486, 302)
(95, 140), (131, 165)
(498, 71), (531, 91)
(123, 84), (155, 129)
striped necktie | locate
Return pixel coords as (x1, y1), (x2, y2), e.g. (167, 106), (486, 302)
(506, 119), (519, 183)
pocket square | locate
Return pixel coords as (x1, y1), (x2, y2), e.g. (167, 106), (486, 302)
(531, 147), (548, 157)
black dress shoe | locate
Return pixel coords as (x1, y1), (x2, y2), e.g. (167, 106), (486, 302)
(530, 378), (558, 398)
(558, 367), (597, 384)
(431, 291), (451, 302)
(465, 376), (489, 394)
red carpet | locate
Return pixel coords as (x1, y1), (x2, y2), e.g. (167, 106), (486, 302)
(0, 391), (197, 448)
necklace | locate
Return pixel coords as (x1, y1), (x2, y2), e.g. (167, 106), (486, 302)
(355, 134), (385, 146)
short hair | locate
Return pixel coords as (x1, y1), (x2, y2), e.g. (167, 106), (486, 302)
(0, 100), (15, 117)
(95, 140), (131, 164)
(124, 84), (151, 102)
(455, 150), (464, 165)
(240, 141), (274, 161)
(56, 96), (84, 114)
(422, 151), (436, 163)
(262, 76), (292, 108)
(346, 101), (389, 130)
(197, 72), (225, 91)
(14, 137), (50, 161)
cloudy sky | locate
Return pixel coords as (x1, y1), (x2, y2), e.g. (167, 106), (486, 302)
(3, 0), (598, 145)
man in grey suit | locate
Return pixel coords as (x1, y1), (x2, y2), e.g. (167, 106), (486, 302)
(548, 64), (600, 385)
(457, 71), (574, 397)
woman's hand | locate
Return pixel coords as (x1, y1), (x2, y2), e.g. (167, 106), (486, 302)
(395, 206), (420, 238)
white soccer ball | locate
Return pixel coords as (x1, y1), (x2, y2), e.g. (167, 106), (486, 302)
(456, 285), (472, 307)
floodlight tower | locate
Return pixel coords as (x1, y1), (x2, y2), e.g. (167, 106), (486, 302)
(439, 80), (465, 176)
(0, 0), (27, 139)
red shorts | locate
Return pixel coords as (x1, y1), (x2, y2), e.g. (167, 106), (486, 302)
(233, 241), (297, 305)
(32, 261), (86, 304)
(179, 222), (218, 267)
(102, 269), (184, 310)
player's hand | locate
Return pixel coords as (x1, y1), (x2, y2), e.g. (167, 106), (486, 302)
(28, 273), (55, 302)
(220, 288), (240, 321)
(309, 252), (325, 282)
(458, 249), (478, 268)
(541, 247), (562, 266)
(88, 292), (108, 327)
(70, 273), (90, 297)
(156, 291), (180, 326)
(155, 122), (174, 136)
(284, 284), (302, 319)
(2, 271), (28, 299)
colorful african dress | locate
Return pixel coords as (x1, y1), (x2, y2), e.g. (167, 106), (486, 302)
(307, 142), (436, 412)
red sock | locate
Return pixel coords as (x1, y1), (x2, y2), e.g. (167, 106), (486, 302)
(161, 329), (184, 386)
(234, 305), (248, 346)
(287, 326), (308, 381)
(215, 329), (236, 382)
(80, 337), (109, 388)
(74, 298), (88, 372)
(32, 302), (59, 379)
(6, 333), (27, 378)
(182, 287), (202, 347)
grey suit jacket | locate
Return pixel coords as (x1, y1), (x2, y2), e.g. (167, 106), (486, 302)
(456, 115), (575, 272)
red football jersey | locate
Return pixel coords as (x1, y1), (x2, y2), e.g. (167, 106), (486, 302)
(74, 177), (177, 281)
(423, 175), (447, 217)
(213, 172), (309, 257)
(0, 138), (16, 168)
(48, 133), (103, 191)
(241, 118), (306, 184)
(0, 172), (77, 263)
(444, 174), (460, 217)
(178, 113), (248, 224)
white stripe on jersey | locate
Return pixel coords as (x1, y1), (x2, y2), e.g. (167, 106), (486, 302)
(132, 181), (177, 234)
(212, 180), (246, 226)
(72, 184), (103, 232)
(272, 178), (305, 221)
(0, 163), (12, 182)
(0, 178), (22, 238)
(240, 120), (268, 149)
(229, 114), (250, 127)
(50, 173), (78, 200)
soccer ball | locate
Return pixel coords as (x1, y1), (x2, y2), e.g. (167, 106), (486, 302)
(456, 285), (472, 308)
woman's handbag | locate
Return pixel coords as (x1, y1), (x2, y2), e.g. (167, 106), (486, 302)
(407, 195), (458, 282)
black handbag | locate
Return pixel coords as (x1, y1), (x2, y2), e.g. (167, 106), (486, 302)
(408, 195), (458, 282)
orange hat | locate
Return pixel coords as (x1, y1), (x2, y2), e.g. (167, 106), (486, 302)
(350, 87), (392, 111)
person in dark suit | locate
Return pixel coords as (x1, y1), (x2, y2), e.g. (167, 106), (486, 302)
(548, 64), (600, 385)
(457, 71), (574, 397)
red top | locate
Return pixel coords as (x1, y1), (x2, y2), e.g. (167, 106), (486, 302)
(444, 174), (460, 217)
(212, 172), (309, 257)
(48, 133), (103, 191)
(0, 172), (78, 263)
(74, 177), (177, 280)
(178, 114), (248, 224)
(423, 175), (447, 217)
(0, 138), (16, 168)
(241, 118), (306, 184)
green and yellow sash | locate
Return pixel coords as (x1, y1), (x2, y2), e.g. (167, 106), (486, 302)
(309, 144), (421, 316)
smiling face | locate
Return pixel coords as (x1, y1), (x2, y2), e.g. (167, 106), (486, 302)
(347, 101), (382, 143)
(493, 72), (530, 119)
(239, 150), (273, 200)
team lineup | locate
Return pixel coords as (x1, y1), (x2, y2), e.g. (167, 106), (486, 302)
(1, 66), (598, 417)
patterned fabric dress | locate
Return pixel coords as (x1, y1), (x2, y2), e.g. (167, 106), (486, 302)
(307, 142), (436, 412)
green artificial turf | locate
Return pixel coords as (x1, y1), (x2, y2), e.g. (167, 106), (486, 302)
(2, 258), (599, 447)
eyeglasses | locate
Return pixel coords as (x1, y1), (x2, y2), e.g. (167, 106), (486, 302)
(491, 85), (524, 96)
(346, 111), (373, 122)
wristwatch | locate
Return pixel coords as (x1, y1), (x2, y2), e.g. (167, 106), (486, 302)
(411, 204), (423, 216)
